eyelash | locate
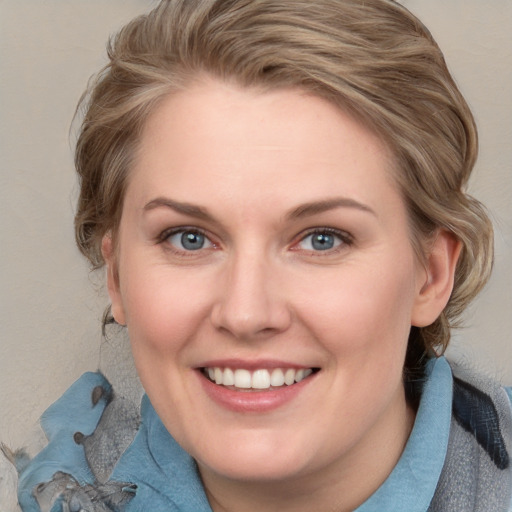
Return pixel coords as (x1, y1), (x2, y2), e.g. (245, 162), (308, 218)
(157, 227), (216, 256)
(156, 226), (353, 256)
(292, 227), (353, 254)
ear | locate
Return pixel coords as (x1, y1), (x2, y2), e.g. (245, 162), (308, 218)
(411, 230), (462, 327)
(101, 235), (126, 326)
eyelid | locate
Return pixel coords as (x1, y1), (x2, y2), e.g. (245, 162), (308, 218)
(158, 225), (203, 241)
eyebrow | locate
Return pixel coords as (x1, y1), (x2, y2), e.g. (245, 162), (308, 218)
(143, 196), (376, 221)
(286, 197), (376, 220)
(144, 197), (213, 221)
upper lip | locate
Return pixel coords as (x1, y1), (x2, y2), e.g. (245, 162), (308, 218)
(196, 359), (317, 370)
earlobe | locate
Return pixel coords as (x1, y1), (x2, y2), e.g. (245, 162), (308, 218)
(411, 231), (462, 328)
(101, 235), (126, 326)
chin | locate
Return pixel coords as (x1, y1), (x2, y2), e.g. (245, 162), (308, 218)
(190, 430), (322, 483)
(199, 453), (311, 483)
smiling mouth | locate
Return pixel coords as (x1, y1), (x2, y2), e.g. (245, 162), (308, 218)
(201, 367), (319, 391)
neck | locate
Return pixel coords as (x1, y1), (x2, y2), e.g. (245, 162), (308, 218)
(200, 394), (416, 512)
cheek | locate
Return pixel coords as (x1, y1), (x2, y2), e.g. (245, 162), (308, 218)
(118, 262), (214, 353)
(295, 256), (417, 357)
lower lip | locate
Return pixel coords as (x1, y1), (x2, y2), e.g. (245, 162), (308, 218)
(197, 371), (316, 413)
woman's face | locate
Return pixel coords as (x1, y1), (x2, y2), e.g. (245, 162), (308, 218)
(106, 79), (428, 485)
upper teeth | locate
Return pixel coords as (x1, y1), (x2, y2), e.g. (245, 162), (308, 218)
(205, 367), (313, 390)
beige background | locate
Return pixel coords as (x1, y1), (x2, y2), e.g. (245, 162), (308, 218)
(1, 1), (511, 450)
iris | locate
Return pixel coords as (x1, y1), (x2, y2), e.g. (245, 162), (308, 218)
(311, 232), (335, 251)
(181, 231), (205, 250)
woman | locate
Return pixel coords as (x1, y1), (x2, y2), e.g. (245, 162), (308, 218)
(13, 0), (512, 510)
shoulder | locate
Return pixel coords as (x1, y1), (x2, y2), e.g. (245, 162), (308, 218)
(450, 362), (511, 469)
(429, 360), (512, 511)
(16, 372), (140, 512)
(14, 372), (211, 512)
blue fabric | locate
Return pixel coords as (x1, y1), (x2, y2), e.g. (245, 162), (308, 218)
(110, 396), (212, 511)
(18, 372), (112, 512)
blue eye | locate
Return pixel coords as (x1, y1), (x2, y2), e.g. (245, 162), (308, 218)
(298, 230), (345, 251)
(166, 230), (212, 251)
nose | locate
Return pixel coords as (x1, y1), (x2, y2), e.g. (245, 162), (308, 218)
(210, 251), (292, 341)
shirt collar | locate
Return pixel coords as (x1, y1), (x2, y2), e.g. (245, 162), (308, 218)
(356, 356), (453, 512)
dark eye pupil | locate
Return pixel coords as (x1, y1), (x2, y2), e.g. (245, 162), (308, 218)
(312, 233), (334, 250)
(181, 232), (204, 250)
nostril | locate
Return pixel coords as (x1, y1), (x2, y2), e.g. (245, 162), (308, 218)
(211, 303), (292, 341)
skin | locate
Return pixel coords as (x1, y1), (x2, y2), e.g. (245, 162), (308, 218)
(103, 78), (460, 512)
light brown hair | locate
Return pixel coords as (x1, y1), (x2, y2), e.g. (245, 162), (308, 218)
(74, 0), (493, 374)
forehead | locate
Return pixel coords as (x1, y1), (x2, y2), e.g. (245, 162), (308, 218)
(127, 79), (401, 221)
